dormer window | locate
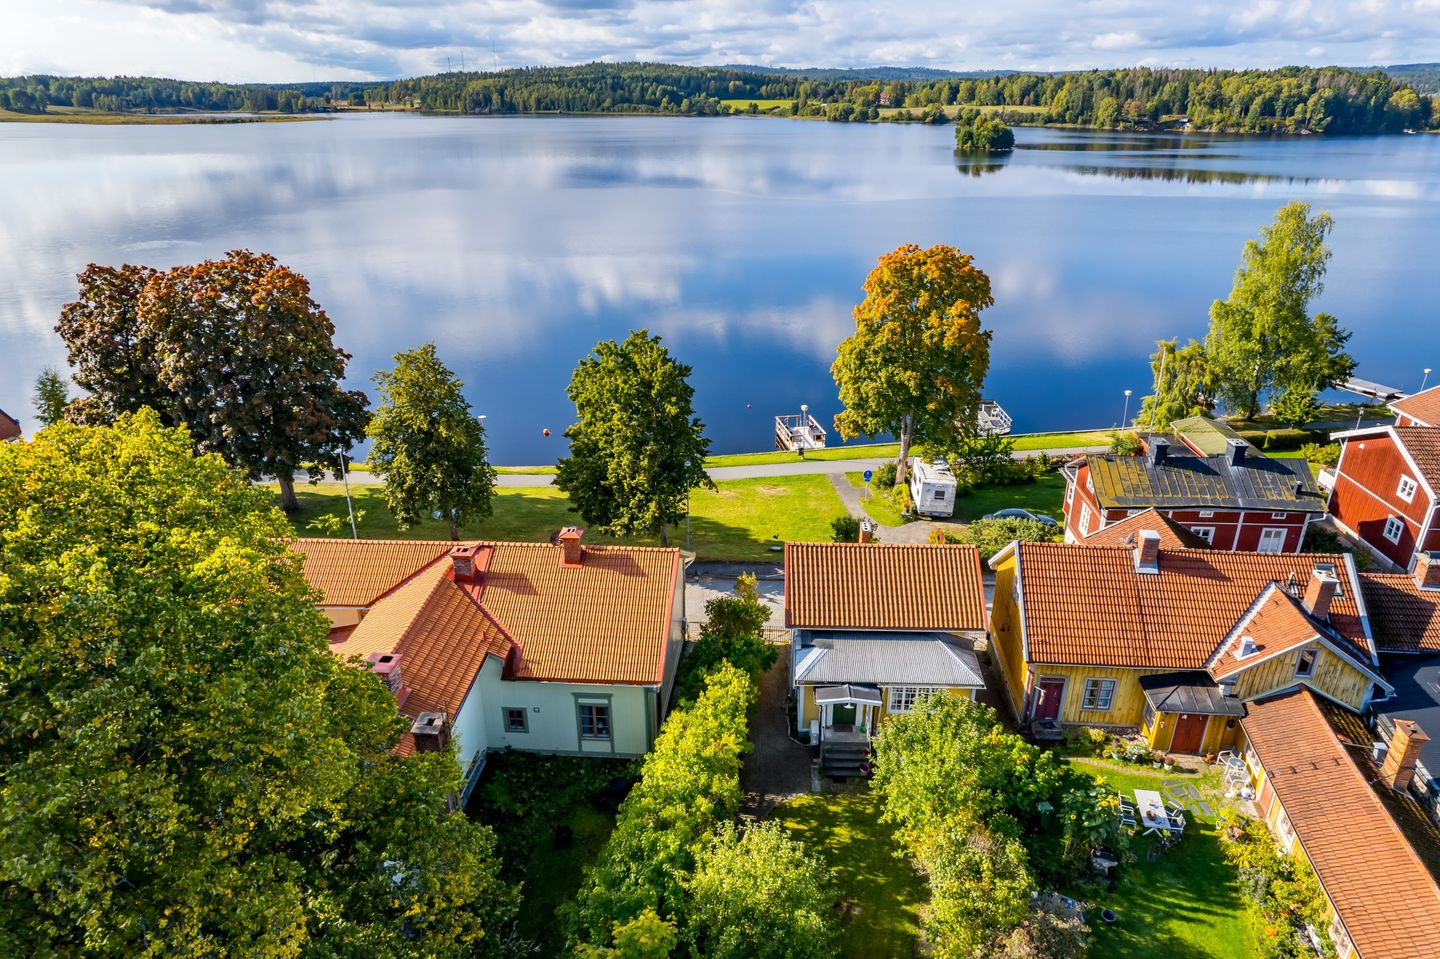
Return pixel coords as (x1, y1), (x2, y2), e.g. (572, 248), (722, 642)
(1295, 648), (1317, 678)
(1397, 476), (1418, 503)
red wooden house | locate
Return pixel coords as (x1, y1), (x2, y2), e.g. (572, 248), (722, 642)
(1063, 434), (1323, 553)
(1389, 384), (1440, 428)
(1327, 424), (1440, 571)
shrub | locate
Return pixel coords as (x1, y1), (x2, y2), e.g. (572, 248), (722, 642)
(872, 461), (897, 489)
(1269, 388), (1321, 428)
(472, 752), (633, 866)
(1261, 427), (1321, 451)
(959, 517), (1059, 561)
(1065, 726), (1110, 757)
(1299, 442), (1340, 467)
(830, 515), (862, 542)
(893, 484), (914, 515)
(1302, 525), (1371, 569)
(673, 574), (778, 703)
(1109, 431), (1143, 455)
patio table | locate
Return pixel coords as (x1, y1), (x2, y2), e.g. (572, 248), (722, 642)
(1134, 789), (1182, 836)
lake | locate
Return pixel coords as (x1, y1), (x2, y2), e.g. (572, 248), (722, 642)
(1, 115), (1437, 463)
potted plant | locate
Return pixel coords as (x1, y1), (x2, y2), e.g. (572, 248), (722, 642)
(1151, 751), (1164, 769)
(1163, 755), (1176, 772)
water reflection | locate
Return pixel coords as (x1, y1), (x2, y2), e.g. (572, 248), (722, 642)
(0, 117), (1435, 461)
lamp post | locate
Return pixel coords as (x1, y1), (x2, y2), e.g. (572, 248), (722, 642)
(338, 452), (359, 539)
(1423, 369), (1433, 393)
(1121, 389), (1132, 429)
(798, 404), (809, 458)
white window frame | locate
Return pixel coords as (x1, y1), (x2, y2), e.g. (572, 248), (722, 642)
(1081, 678), (1116, 711)
(1079, 503), (1093, 534)
(1397, 475), (1418, 503)
(1295, 648), (1317, 679)
(1271, 512), (1289, 520)
(1198, 509), (1215, 518)
(888, 686), (932, 713)
(1257, 528), (1287, 553)
(1383, 515), (1405, 545)
(1274, 808), (1297, 853)
(1190, 526), (1216, 544)
(1066, 481), (1075, 506)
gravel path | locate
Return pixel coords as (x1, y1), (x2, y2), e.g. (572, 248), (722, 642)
(738, 645), (812, 819)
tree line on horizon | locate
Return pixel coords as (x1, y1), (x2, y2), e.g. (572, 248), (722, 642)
(2, 62), (1435, 132)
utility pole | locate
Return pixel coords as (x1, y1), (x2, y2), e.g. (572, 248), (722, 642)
(339, 453), (359, 539)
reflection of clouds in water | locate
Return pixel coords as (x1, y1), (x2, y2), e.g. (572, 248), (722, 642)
(648, 298), (854, 363)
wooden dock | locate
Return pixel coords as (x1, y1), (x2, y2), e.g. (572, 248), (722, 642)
(775, 412), (826, 452)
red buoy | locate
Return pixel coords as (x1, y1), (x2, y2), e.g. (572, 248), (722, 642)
(542, 428), (551, 437)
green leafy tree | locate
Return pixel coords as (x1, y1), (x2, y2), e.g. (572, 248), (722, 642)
(1205, 203), (1355, 418)
(1269, 388), (1322, 428)
(959, 517), (1058, 561)
(919, 823), (1034, 959)
(833, 244), (994, 486)
(575, 909), (678, 959)
(674, 574), (777, 703)
(954, 108), (1015, 152)
(1135, 338), (1214, 429)
(367, 343), (496, 540)
(684, 821), (836, 959)
(950, 431), (1016, 483)
(31, 366), (71, 427)
(555, 330), (713, 546)
(0, 410), (517, 957)
(54, 252), (369, 512)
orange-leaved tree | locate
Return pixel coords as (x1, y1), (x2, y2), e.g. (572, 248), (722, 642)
(831, 244), (993, 486)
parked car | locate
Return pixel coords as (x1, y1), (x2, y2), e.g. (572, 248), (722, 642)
(982, 507), (1058, 527)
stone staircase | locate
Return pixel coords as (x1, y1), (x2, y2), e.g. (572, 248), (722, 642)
(820, 740), (869, 779)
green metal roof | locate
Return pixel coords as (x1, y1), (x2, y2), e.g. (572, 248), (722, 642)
(1084, 450), (1325, 512)
(1171, 416), (1247, 456)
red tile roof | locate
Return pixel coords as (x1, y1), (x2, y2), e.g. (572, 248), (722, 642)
(1362, 572), (1440, 653)
(784, 543), (987, 632)
(1082, 508), (1210, 550)
(0, 408), (20, 442)
(1011, 542), (1371, 669)
(1394, 426), (1440, 491)
(1207, 586), (1322, 679)
(294, 538), (453, 607)
(1390, 385), (1440, 427)
(1242, 690), (1440, 959)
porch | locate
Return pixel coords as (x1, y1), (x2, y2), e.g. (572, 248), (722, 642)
(813, 684), (881, 778)
(1139, 671), (1246, 755)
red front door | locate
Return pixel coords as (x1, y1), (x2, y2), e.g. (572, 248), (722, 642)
(1169, 713), (1208, 754)
(1034, 678), (1065, 722)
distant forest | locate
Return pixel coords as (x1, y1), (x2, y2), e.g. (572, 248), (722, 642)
(2, 62), (1435, 134)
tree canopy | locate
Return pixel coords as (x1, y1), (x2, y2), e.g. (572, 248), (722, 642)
(367, 343), (496, 540)
(1205, 203), (1354, 418)
(54, 251), (370, 512)
(555, 330), (713, 546)
(0, 411), (516, 957)
(1134, 337), (1214, 429)
(31, 367), (70, 427)
(954, 109), (1015, 152)
(832, 244), (994, 485)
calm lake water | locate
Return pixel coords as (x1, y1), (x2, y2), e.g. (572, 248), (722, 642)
(1, 115), (1437, 462)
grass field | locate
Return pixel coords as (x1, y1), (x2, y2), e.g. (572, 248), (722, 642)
(843, 471), (1066, 527)
(773, 792), (928, 959)
(1064, 758), (1258, 959)
(702, 430), (1109, 470)
(515, 804), (616, 953)
(281, 472), (847, 562)
(719, 98), (796, 112)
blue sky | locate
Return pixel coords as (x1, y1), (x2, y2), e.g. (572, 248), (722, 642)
(3, 0), (1438, 81)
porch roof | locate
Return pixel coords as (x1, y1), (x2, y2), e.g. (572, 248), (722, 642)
(814, 684), (884, 706)
(794, 630), (984, 688)
(1138, 671), (1246, 717)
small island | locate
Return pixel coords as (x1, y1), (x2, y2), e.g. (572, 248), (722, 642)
(953, 108), (1015, 152)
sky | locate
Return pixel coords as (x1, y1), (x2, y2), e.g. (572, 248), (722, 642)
(1, 0), (1438, 82)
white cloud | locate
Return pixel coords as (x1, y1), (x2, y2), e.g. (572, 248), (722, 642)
(2, 0), (1439, 80)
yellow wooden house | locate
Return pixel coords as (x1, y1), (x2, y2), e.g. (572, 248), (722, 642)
(988, 516), (1391, 755)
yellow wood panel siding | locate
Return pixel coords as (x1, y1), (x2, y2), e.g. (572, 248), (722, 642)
(801, 684), (818, 726)
(1231, 643), (1370, 710)
(1030, 664), (1172, 726)
(801, 684), (971, 731)
(1202, 713), (1242, 755)
(1146, 710), (1177, 750)
(988, 554), (1028, 715)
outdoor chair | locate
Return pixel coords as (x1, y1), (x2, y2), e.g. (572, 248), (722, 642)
(1118, 809), (1137, 828)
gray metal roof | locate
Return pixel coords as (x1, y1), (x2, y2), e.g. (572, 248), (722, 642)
(1376, 654), (1440, 789)
(1086, 449), (1324, 513)
(793, 630), (984, 687)
(814, 684), (884, 706)
(1138, 671), (1247, 717)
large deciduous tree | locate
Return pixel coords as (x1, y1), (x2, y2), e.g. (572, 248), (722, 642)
(555, 330), (713, 546)
(54, 252), (369, 512)
(0, 411), (517, 957)
(1134, 338), (1214, 430)
(832, 244), (993, 486)
(367, 343), (496, 540)
(1205, 202), (1355, 419)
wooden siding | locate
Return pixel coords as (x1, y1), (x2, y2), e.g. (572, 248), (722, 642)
(1230, 642), (1372, 711)
(1330, 433), (1434, 568)
(989, 552), (1029, 716)
(797, 683), (970, 728)
(1025, 663), (1169, 727)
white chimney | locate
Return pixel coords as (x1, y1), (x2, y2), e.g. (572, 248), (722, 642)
(1238, 635), (1257, 658)
(1135, 529), (1161, 574)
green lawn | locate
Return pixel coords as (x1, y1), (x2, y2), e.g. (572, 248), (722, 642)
(772, 792), (928, 959)
(1064, 759), (1258, 959)
(515, 804), (616, 953)
(950, 473), (1066, 524)
(281, 472), (847, 562)
(842, 473), (908, 527)
(703, 431), (1108, 470)
(720, 98), (796, 112)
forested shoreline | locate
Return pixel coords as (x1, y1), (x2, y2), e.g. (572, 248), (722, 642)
(2, 62), (1435, 133)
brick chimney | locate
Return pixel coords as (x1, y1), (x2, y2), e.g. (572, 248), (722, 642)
(1415, 551), (1440, 591)
(450, 544), (479, 581)
(1135, 529), (1161, 574)
(365, 652), (408, 709)
(1148, 437), (1170, 467)
(410, 711), (450, 753)
(858, 520), (874, 544)
(1379, 718), (1430, 792)
(1303, 567), (1340, 621)
(558, 526), (584, 567)
(1226, 438), (1247, 467)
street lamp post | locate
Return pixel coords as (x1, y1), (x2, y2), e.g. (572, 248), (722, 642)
(1422, 369), (1433, 393)
(1121, 389), (1132, 429)
(339, 452), (359, 539)
(798, 404), (809, 458)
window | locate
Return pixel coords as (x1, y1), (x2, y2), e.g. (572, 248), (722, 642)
(579, 703), (611, 740)
(1143, 703), (1156, 729)
(1383, 515), (1405, 544)
(1190, 526), (1216, 544)
(1271, 512), (1289, 520)
(1079, 504), (1093, 534)
(1066, 482), (1075, 505)
(1398, 475), (1418, 503)
(933, 489), (946, 501)
(1199, 509), (1215, 518)
(1295, 648), (1317, 678)
(1081, 678), (1116, 711)
(889, 686), (931, 713)
(503, 707), (528, 733)
(1257, 528), (1286, 553)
